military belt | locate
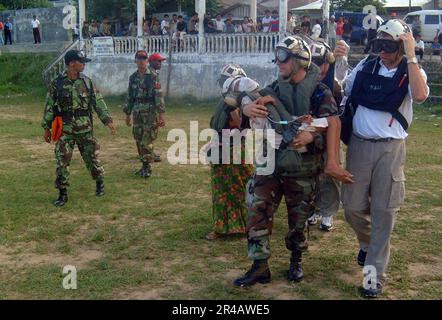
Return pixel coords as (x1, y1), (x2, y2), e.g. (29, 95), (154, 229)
(134, 98), (154, 104)
(60, 109), (91, 120)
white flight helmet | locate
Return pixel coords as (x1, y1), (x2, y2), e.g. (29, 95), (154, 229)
(310, 40), (335, 65)
(220, 63), (247, 78)
(377, 19), (411, 41)
(222, 76), (259, 95)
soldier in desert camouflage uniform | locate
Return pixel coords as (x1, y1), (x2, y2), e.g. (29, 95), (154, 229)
(124, 51), (166, 178)
(42, 50), (116, 207)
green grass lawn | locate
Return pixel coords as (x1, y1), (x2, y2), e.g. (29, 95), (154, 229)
(0, 93), (441, 300)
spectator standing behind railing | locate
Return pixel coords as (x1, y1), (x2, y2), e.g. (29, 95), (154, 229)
(287, 11), (297, 33)
(242, 17), (253, 33)
(82, 21), (90, 39)
(151, 19), (161, 36)
(336, 17), (344, 41)
(99, 17), (112, 36)
(89, 20), (101, 37)
(261, 10), (272, 33)
(170, 14), (178, 35)
(301, 16), (311, 35)
(214, 14), (225, 33)
(4, 17), (12, 45)
(128, 18), (137, 37)
(328, 16), (337, 49)
(342, 17), (352, 44)
(270, 10), (279, 33)
(204, 13), (217, 33)
(143, 19), (151, 36)
(173, 15), (187, 51)
(32, 15), (41, 44)
(412, 16), (421, 37)
(414, 34), (425, 60)
(161, 14), (170, 36)
(224, 19), (235, 33)
(311, 19), (322, 39)
(0, 18), (4, 45)
(188, 13), (199, 35)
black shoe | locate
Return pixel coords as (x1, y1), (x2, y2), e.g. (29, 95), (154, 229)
(136, 163), (152, 178)
(361, 282), (383, 299)
(154, 154), (162, 162)
(357, 249), (367, 266)
(141, 163), (152, 178)
(288, 250), (304, 282)
(53, 188), (68, 207)
(96, 181), (105, 197)
(233, 260), (271, 287)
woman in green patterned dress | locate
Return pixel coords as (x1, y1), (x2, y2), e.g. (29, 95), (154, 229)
(206, 107), (254, 240)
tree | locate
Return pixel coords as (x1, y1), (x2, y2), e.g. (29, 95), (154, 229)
(331, 0), (387, 15)
(0, 0), (51, 10)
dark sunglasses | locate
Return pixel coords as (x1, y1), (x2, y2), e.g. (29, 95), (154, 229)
(136, 56), (148, 60)
(371, 39), (400, 54)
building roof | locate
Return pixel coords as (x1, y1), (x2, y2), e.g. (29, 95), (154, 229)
(384, 0), (433, 8)
(291, 0), (323, 11)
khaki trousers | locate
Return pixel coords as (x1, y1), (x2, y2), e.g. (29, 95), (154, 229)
(342, 134), (406, 281)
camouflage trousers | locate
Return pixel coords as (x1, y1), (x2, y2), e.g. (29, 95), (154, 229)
(247, 174), (316, 261)
(55, 132), (104, 189)
(133, 109), (158, 164)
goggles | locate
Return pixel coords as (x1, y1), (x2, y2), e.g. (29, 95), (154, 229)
(371, 39), (400, 54)
(274, 48), (294, 63)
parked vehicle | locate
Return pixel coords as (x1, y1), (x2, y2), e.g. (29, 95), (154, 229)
(404, 10), (442, 42)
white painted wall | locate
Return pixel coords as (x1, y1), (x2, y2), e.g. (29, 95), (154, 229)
(84, 54), (278, 99)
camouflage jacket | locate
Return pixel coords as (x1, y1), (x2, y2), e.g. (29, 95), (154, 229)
(123, 67), (165, 116)
(42, 72), (113, 135)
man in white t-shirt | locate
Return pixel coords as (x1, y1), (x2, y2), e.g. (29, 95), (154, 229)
(261, 10), (272, 33)
(311, 19), (322, 39)
(32, 15), (41, 44)
(160, 14), (170, 35)
(214, 14), (225, 33)
(414, 34), (425, 60)
(342, 20), (429, 299)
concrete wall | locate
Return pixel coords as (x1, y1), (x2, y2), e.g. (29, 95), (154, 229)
(0, 7), (71, 44)
(84, 53), (279, 99)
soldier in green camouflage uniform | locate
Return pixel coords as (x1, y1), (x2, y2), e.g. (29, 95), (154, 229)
(234, 36), (339, 287)
(42, 50), (116, 207)
(124, 51), (166, 178)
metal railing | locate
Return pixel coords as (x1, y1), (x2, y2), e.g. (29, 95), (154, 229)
(80, 33), (281, 56)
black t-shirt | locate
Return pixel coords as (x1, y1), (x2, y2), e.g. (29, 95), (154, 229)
(301, 21), (311, 29)
(177, 21), (186, 32)
(343, 22), (352, 34)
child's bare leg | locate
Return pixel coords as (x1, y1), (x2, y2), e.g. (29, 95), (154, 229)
(324, 116), (354, 183)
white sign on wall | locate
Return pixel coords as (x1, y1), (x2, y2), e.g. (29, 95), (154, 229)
(92, 37), (115, 56)
(62, 5), (77, 30)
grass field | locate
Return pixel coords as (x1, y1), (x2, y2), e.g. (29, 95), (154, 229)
(0, 91), (441, 300)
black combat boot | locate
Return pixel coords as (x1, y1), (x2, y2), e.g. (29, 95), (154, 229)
(53, 188), (68, 207)
(233, 259), (271, 287)
(287, 250), (304, 282)
(141, 162), (152, 178)
(96, 180), (105, 197)
(154, 153), (162, 162)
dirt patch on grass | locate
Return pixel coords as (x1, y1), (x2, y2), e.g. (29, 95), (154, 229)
(0, 244), (102, 269)
(408, 255), (442, 279)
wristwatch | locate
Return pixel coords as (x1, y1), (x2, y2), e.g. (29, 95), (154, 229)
(407, 57), (418, 64)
